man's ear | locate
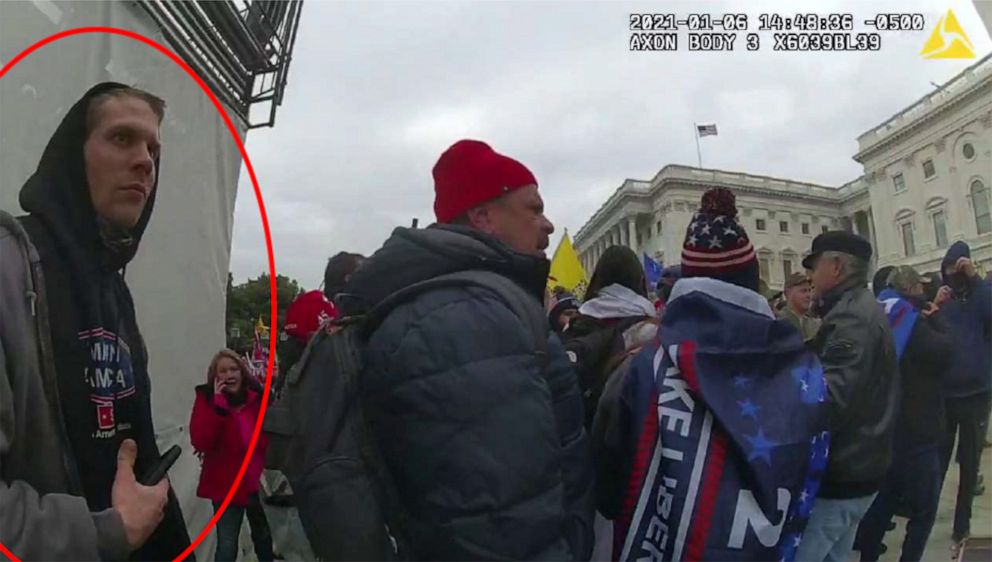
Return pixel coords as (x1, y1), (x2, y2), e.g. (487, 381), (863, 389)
(464, 203), (495, 233)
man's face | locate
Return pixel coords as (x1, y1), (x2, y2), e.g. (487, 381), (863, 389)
(944, 263), (967, 289)
(84, 95), (161, 229)
(786, 282), (813, 313)
(905, 282), (924, 297)
(809, 254), (843, 297)
(469, 185), (555, 256)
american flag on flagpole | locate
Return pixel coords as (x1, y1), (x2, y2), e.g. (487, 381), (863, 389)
(697, 123), (718, 137)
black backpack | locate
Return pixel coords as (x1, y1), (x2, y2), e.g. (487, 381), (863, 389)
(262, 270), (549, 561)
(562, 315), (650, 428)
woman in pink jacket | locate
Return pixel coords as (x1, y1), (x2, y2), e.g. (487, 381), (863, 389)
(190, 349), (273, 562)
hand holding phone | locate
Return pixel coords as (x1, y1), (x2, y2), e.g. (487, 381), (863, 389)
(955, 257), (976, 279)
(113, 439), (171, 549)
(214, 376), (231, 395)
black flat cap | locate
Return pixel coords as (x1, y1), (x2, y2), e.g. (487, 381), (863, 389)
(802, 231), (873, 269)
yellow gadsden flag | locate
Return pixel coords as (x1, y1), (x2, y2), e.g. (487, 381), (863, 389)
(255, 315), (269, 338)
(547, 231), (589, 300)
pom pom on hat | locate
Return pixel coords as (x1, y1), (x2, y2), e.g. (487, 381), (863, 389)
(699, 187), (738, 218)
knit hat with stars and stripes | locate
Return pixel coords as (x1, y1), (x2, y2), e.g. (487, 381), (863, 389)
(681, 187), (760, 292)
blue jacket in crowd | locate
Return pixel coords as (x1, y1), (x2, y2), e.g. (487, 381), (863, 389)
(939, 241), (992, 399)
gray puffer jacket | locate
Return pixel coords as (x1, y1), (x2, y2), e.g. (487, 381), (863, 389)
(0, 210), (130, 560)
(346, 224), (595, 561)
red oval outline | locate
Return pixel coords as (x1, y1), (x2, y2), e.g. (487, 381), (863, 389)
(0, 26), (277, 562)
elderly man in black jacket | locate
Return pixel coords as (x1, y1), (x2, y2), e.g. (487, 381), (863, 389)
(795, 232), (899, 562)
(345, 140), (594, 560)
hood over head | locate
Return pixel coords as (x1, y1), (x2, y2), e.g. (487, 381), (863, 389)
(345, 224), (550, 312)
(941, 241), (971, 286)
(19, 82), (159, 273)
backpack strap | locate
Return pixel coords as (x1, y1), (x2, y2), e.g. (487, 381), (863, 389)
(362, 270), (549, 365)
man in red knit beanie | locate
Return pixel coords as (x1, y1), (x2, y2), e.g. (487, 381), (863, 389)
(337, 140), (594, 560)
(433, 139), (554, 256)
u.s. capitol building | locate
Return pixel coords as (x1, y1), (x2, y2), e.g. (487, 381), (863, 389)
(575, 54), (992, 290)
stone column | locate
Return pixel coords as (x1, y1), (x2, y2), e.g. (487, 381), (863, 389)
(628, 219), (638, 251)
(867, 208), (878, 258)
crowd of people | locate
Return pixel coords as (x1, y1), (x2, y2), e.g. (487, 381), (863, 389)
(1, 83), (990, 562)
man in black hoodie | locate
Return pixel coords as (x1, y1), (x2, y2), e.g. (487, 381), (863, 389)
(0, 84), (190, 560)
(344, 140), (594, 560)
(935, 241), (992, 544)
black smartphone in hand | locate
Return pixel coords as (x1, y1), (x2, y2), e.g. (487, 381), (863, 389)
(140, 445), (182, 486)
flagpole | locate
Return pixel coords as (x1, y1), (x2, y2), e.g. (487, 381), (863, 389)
(693, 122), (702, 168)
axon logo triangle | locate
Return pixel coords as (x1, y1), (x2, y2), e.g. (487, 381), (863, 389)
(921, 9), (976, 59)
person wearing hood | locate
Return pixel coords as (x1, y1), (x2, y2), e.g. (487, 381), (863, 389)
(934, 241), (992, 544)
(0, 84), (191, 560)
(796, 231), (898, 562)
(562, 245), (658, 429)
(856, 266), (952, 562)
(341, 140), (594, 560)
(595, 188), (830, 561)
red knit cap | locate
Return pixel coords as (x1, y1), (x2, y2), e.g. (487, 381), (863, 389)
(432, 140), (537, 223)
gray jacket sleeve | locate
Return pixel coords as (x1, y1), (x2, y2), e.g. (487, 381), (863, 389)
(0, 337), (129, 560)
(0, 218), (130, 561)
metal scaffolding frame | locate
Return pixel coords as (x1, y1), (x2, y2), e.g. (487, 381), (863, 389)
(138, 0), (303, 129)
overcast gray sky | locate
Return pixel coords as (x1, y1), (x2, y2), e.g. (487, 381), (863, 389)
(229, 0), (992, 289)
